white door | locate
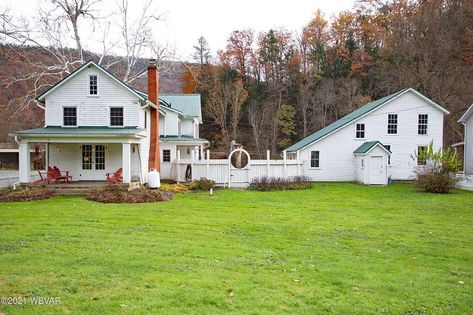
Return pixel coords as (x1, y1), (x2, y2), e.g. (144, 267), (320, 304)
(369, 156), (385, 185)
(79, 144), (106, 181)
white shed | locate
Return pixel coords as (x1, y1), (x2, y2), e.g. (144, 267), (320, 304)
(354, 141), (391, 185)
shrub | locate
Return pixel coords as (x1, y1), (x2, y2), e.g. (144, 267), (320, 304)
(0, 187), (53, 202)
(188, 178), (215, 191)
(249, 176), (312, 191)
(159, 183), (189, 193)
(413, 142), (461, 193)
(86, 185), (173, 203)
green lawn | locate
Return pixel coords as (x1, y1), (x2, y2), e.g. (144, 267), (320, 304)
(0, 183), (472, 314)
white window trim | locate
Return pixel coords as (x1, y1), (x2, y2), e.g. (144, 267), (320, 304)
(355, 123), (366, 140)
(309, 150), (321, 169)
(109, 106), (125, 128)
(87, 74), (99, 97)
(387, 114), (398, 135)
(418, 114), (429, 136)
(162, 149), (171, 163)
(62, 105), (78, 128)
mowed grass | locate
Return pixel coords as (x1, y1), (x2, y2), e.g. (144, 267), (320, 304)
(0, 183), (472, 314)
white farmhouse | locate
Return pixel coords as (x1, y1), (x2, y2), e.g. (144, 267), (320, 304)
(459, 104), (473, 175)
(13, 60), (208, 184)
(286, 88), (450, 185)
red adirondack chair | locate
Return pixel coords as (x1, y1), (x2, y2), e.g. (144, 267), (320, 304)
(32, 168), (55, 185)
(106, 168), (123, 184)
(52, 166), (72, 183)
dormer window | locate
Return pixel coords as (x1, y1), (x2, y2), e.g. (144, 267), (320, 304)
(110, 107), (124, 126)
(89, 74), (98, 95)
(63, 107), (77, 126)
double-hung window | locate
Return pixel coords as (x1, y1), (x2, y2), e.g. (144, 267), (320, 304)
(356, 123), (365, 139)
(163, 149), (171, 162)
(418, 114), (428, 135)
(417, 146), (427, 165)
(110, 107), (124, 126)
(310, 151), (320, 168)
(387, 114), (398, 134)
(89, 75), (98, 95)
(63, 107), (77, 126)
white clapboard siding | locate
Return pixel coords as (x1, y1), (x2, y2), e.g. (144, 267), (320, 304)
(300, 91), (445, 181)
(45, 67), (142, 127)
(464, 114), (473, 174)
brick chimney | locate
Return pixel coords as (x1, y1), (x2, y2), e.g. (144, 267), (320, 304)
(147, 59), (160, 172)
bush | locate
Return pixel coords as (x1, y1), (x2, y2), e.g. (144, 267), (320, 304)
(0, 187), (53, 202)
(86, 185), (173, 203)
(159, 183), (189, 193)
(413, 142), (461, 193)
(249, 176), (312, 191)
(188, 178), (215, 191)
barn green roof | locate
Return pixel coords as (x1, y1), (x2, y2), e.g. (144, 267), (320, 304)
(159, 135), (208, 143)
(353, 141), (391, 154)
(286, 88), (408, 152)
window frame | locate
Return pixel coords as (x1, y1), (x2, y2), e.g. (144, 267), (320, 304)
(162, 149), (171, 163)
(387, 114), (398, 135)
(417, 145), (428, 166)
(109, 107), (124, 127)
(88, 74), (98, 96)
(310, 150), (320, 169)
(356, 123), (365, 139)
(418, 114), (428, 135)
(62, 106), (77, 127)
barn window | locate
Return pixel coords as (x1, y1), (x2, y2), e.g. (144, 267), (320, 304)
(110, 107), (124, 126)
(356, 124), (365, 139)
(310, 151), (320, 168)
(361, 159), (364, 168)
(417, 146), (427, 165)
(89, 74), (98, 95)
(163, 149), (171, 162)
(63, 107), (77, 126)
(418, 114), (428, 135)
(387, 114), (398, 134)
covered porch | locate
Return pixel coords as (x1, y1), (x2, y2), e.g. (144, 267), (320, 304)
(13, 127), (148, 185)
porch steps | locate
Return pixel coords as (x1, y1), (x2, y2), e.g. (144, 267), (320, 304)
(48, 182), (108, 196)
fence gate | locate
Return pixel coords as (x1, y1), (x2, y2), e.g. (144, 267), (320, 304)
(228, 148), (250, 187)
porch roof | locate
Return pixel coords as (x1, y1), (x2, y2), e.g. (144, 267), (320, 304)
(160, 135), (209, 143)
(353, 141), (391, 155)
(12, 126), (146, 138)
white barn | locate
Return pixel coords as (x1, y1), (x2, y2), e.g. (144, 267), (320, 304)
(13, 60), (208, 184)
(286, 88), (450, 185)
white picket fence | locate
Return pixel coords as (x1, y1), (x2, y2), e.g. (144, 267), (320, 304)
(171, 149), (304, 187)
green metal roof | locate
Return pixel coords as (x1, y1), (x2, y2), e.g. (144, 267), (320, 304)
(286, 89), (408, 152)
(134, 90), (202, 121)
(13, 126), (145, 137)
(160, 135), (208, 142)
(353, 141), (391, 154)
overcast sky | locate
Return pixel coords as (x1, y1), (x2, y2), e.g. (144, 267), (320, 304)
(2, 0), (356, 61)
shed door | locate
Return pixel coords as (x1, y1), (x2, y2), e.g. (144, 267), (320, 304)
(369, 156), (385, 185)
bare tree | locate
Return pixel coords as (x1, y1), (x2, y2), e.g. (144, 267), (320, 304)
(248, 100), (270, 158)
(205, 79), (248, 148)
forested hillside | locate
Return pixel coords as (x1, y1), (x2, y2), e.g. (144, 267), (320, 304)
(188, 0), (473, 157)
(1, 0), (472, 158)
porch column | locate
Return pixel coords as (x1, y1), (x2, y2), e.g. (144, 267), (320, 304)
(122, 143), (131, 184)
(19, 141), (31, 183)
